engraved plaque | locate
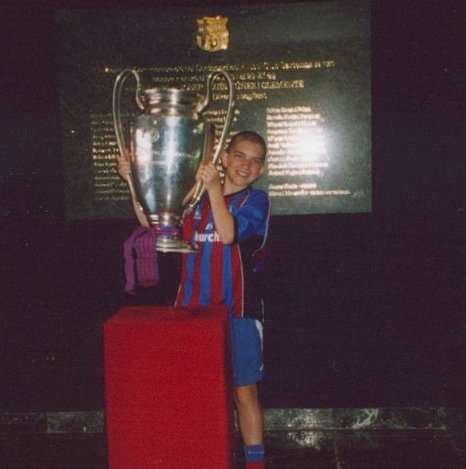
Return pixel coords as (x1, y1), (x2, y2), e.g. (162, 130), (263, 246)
(56, 1), (371, 219)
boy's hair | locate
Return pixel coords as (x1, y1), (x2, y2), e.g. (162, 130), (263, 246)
(226, 130), (267, 158)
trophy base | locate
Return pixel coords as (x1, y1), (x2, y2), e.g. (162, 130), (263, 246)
(147, 217), (197, 253)
(156, 235), (197, 253)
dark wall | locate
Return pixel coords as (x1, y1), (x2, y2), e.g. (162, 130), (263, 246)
(2, 0), (464, 411)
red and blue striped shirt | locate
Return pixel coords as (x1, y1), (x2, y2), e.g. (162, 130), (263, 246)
(175, 188), (270, 322)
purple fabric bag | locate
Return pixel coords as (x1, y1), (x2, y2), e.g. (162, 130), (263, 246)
(123, 226), (159, 294)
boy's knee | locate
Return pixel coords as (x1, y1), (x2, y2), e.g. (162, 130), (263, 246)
(234, 385), (259, 406)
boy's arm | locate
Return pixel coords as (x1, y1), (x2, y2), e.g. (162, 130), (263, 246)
(200, 163), (235, 244)
(117, 154), (150, 227)
(233, 191), (270, 244)
(129, 187), (150, 228)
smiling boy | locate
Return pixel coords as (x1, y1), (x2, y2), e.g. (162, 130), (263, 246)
(177, 131), (269, 468)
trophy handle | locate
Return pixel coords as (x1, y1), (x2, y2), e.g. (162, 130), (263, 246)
(112, 69), (145, 205)
(184, 70), (236, 212)
(112, 69), (144, 156)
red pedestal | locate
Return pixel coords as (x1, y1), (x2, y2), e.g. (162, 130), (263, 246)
(104, 305), (234, 469)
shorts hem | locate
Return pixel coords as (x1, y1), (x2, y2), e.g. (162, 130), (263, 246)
(233, 371), (264, 387)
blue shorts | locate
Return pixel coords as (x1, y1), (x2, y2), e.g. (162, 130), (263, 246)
(229, 318), (264, 387)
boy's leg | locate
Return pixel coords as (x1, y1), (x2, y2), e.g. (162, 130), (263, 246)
(234, 384), (263, 445)
(235, 385), (265, 467)
(230, 319), (266, 466)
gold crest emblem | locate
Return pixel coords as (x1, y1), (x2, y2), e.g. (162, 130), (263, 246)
(196, 16), (229, 52)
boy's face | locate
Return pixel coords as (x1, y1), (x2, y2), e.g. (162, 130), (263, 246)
(221, 138), (266, 193)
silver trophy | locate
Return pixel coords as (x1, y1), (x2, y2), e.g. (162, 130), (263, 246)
(113, 69), (235, 252)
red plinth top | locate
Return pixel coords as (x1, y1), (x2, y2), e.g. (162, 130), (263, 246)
(106, 305), (228, 325)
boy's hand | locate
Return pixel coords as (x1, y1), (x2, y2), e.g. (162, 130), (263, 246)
(117, 151), (132, 183)
(199, 162), (222, 193)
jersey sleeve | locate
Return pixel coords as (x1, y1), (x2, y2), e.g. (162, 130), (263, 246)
(232, 189), (270, 245)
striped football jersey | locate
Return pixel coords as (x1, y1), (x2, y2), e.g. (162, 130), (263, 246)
(176, 188), (270, 322)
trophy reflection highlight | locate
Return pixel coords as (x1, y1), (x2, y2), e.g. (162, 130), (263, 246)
(113, 69), (235, 252)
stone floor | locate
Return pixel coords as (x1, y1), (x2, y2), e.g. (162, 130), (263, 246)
(1, 429), (466, 468)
